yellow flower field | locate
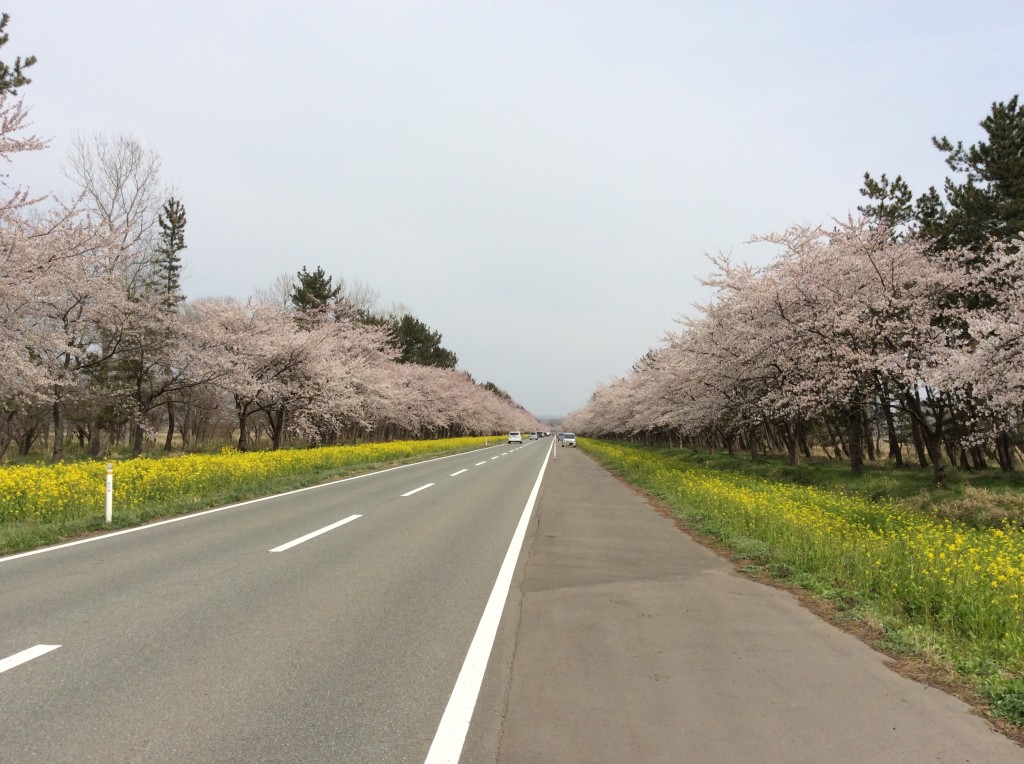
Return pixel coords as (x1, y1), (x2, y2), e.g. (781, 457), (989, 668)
(582, 439), (1024, 668)
(0, 437), (494, 526)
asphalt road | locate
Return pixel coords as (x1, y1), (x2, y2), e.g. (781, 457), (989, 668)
(1, 439), (550, 763)
(7, 441), (1024, 763)
(465, 446), (1024, 764)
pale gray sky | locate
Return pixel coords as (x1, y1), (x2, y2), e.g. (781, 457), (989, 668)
(6, 1), (1022, 417)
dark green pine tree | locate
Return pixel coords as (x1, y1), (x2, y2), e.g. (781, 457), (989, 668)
(0, 13), (36, 96)
(481, 381), (513, 403)
(391, 314), (458, 368)
(860, 96), (1024, 256)
(154, 197), (187, 310)
(290, 266), (343, 325)
(857, 172), (915, 236)
(926, 95), (1024, 254)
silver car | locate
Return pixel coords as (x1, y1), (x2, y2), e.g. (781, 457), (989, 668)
(561, 432), (576, 447)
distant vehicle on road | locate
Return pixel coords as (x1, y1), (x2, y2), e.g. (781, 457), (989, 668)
(508, 431), (523, 444)
(529, 432), (538, 440)
(561, 432), (576, 447)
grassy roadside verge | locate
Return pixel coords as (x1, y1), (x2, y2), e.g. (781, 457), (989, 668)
(578, 438), (1024, 732)
(0, 436), (498, 557)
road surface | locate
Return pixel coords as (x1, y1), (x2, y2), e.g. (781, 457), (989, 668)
(465, 445), (1024, 763)
(2, 440), (547, 762)
(4, 440), (1023, 762)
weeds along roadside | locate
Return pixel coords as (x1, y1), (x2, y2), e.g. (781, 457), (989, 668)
(0, 436), (497, 557)
(578, 438), (1024, 728)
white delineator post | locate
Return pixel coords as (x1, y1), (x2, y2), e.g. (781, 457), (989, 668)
(105, 463), (113, 523)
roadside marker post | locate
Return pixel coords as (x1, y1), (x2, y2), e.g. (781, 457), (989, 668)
(105, 463), (113, 523)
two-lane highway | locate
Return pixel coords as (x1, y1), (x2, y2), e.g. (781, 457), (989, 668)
(1, 439), (551, 762)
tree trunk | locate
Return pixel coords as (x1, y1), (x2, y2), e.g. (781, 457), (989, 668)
(89, 421), (104, 458)
(904, 392), (946, 484)
(812, 423), (833, 461)
(747, 426), (760, 461)
(164, 401), (175, 452)
(783, 421), (799, 466)
(237, 417), (250, 451)
(927, 439), (946, 484)
(798, 421), (813, 459)
(0, 411), (14, 462)
(945, 439), (959, 469)
(877, 379), (904, 467)
(179, 405), (192, 450)
(51, 398), (65, 463)
(18, 421), (37, 456)
(131, 422), (146, 457)
(269, 408), (286, 451)
(997, 433), (1015, 472)
(845, 405), (864, 476)
(909, 415), (929, 468)
(235, 397), (252, 452)
(825, 419), (846, 460)
(862, 407), (876, 462)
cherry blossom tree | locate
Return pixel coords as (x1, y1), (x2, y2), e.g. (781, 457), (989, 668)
(0, 31), (530, 460)
(566, 216), (1019, 482)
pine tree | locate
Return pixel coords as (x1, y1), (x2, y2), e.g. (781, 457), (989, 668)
(0, 13), (36, 95)
(927, 95), (1024, 254)
(390, 314), (458, 368)
(290, 266), (344, 327)
(154, 197), (187, 309)
(857, 172), (914, 236)
(862, 96), (1024, 256)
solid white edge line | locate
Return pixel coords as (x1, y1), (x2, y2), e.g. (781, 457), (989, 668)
(401, 483), (435, 497)
(269, 514), (362, 553)
(425, 439), (552, 764)
(450, 469), (468, 477)
(0, 644), (61, 674)
(1, 445), (505, 564)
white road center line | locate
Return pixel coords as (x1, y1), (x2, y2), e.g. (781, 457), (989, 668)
(401, 483), (435, 497)
(0, 644), (61, 674)
(475, 461), (487, 466)
(490, 456), (501, 460)
(426, 439), (553, 763)
(269, 515), (362, 553)
(450, 469), (468, 477)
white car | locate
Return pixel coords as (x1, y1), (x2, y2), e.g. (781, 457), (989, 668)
(508, 431), (523, 444)
(561, 432), (576, 447)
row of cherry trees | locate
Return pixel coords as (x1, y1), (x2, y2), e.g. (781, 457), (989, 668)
(0, 91), (538, 461)
(566, 96), (1024, 482)
(564, 218), (1024, 482)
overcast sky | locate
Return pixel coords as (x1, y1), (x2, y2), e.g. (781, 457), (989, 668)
(6, 1), (1022, 417)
